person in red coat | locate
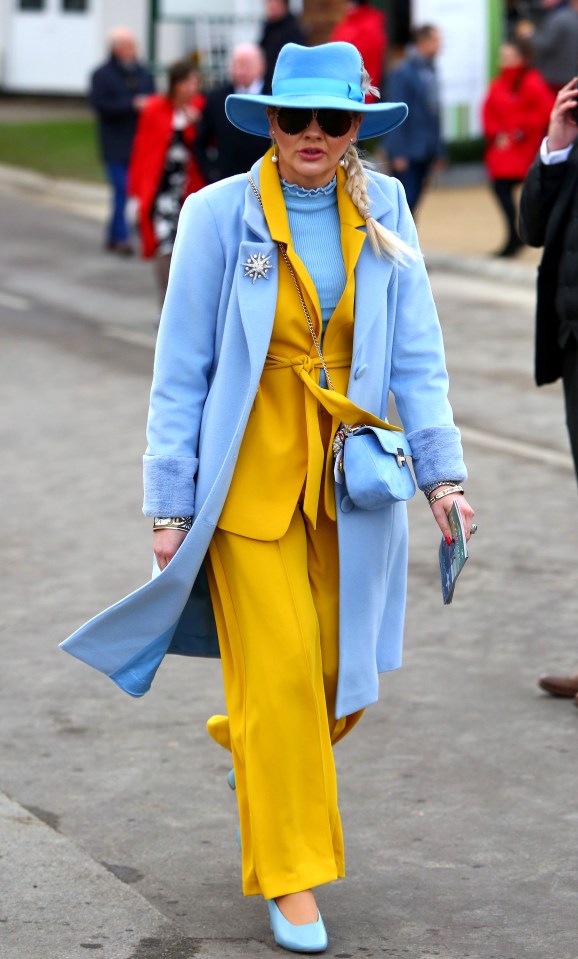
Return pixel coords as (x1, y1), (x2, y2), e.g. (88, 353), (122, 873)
(330, 0), (387, 100)
(482, 38), (554, 257)
(128, 60), (205, 301)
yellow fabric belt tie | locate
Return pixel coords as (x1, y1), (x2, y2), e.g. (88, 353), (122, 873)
(264, 352), (395, 527)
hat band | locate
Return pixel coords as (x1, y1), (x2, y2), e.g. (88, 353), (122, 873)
(272, 77), (364, 104)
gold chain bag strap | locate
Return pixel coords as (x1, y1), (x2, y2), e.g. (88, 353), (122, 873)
(246, 173), (416, 508)
(247, 173), (336, 391)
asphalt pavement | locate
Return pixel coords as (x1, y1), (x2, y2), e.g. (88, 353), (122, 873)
(1, 165), (578, 959)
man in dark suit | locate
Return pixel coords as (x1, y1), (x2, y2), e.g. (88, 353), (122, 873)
(90, 27), (154, 253)
(194, 44), (267, 183)
(380, 24), (443, 213)
(520, 78), (578, 703)
(520, 77), (578, 471)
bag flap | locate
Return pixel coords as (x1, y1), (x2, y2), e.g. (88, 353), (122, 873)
(352, 425), (413, 458)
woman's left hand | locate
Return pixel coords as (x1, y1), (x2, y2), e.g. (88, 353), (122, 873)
(430, 494), (476, 542)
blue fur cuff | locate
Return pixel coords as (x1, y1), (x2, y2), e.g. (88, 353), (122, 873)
(142, 454), (198, 516)
(406, 426), (467, 491)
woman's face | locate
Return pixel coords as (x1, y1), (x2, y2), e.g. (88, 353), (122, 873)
(173, 72), (199, 106)
(267, 108), (362, 189)
(499, 44), (523, 70)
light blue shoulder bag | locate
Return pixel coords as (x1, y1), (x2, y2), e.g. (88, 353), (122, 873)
(333, 424), (416, 510)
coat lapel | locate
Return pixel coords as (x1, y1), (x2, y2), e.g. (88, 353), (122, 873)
(336, 165), (366, 297)
(351, 175), (395, 363)
(237, 158), (278, 386)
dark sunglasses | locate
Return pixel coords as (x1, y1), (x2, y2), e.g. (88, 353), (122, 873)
(275, 107), (354, 138)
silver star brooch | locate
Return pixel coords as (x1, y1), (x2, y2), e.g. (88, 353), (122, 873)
(242, 251), (274, 283)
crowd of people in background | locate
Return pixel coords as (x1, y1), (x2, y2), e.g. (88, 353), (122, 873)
(88, 0), (578, 270)
(89, 4), (305, 289)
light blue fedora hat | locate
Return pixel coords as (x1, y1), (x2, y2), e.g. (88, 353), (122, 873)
(225, 42), (408, 141)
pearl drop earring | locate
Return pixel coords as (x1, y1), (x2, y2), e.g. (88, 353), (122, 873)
(340, 137), (355, 166)
(271, 142), (279, 164)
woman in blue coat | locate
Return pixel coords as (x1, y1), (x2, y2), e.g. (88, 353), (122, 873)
(63, 42), (474, 954)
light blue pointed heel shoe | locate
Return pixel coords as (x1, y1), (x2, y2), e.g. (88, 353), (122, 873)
(267, 899), (328, 954)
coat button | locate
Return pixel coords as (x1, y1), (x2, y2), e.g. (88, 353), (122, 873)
(354, 364), (368, 380)
(340, 494), (354, 513)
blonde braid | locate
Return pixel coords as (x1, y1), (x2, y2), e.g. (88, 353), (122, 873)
(341, 143), (417, 263)
(340, 65), (418, 264)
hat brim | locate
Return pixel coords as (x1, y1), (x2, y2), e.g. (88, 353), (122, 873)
(225, 94), (408, 141)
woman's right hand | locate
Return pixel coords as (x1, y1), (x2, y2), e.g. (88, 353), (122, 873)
(154, 528), (188, 570)
(547, 78), (578, 152)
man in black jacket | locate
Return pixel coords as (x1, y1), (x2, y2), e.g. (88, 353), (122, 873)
(194, 44), (267, 184)
(90, 28), (154, 253)
(520, 77), (578, 703)
(260, 0), (306, 91)
(517, 0), (578, 95)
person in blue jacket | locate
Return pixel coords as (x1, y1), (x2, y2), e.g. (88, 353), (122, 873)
(64, 42), (475, 955)
(381, 24), (444, 213)
(90, 27), (155, 254)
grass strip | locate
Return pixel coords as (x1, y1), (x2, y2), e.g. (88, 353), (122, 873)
(0, 120), (104, 182)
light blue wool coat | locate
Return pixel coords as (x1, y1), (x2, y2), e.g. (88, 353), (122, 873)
(61, 156), (466, 718)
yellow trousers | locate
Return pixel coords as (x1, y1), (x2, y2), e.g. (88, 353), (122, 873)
(205, 502), (362, 899)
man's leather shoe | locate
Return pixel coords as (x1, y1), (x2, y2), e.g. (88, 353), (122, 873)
(538, 673), (578, 697)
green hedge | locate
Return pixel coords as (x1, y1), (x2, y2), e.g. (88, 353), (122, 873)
(446, 137), (485, 165)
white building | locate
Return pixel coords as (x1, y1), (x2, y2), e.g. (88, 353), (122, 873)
(0, 0), (265, 95)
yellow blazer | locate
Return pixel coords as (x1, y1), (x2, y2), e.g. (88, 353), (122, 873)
(216, 154), (369, 540)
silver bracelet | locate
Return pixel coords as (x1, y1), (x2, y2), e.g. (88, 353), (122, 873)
(153, 516), (193, 532)
(423, 480), (462, 498)
(428, 485), (464, 505)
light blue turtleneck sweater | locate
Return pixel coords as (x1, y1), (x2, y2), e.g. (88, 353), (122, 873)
(280, 176), (347, 333)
